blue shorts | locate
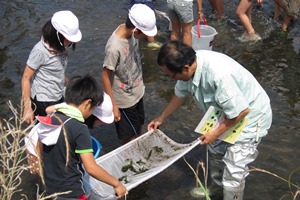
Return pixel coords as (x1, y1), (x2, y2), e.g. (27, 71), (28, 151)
(167, 0), (194, 24)
(115, 98), (145, 140)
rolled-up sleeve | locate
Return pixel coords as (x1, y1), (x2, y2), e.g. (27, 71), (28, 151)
(174, 80), (190, 98)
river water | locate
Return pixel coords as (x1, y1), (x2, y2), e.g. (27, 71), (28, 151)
(0, 0), (299, 200)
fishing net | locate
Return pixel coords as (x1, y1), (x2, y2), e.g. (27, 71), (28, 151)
(83, 129), (199, 199)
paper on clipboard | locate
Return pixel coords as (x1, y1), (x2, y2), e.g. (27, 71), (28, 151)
(194, 106), (248, 144)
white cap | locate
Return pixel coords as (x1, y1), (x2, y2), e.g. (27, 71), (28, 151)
(129, 4), (157, 37)
(92, 92), (114, 124)
(51, 10), (82, 42)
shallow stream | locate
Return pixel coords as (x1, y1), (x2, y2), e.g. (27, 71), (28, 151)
(0, 0), (299, 199)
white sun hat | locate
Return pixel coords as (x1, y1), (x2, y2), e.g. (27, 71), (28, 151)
(92, 92), (114, 124)
(129, 4), (157, 37)
(51, 10), (82, 42)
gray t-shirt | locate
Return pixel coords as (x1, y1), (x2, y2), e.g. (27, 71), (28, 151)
(27, 39), (67, 102)
(103, 26), (145, 108)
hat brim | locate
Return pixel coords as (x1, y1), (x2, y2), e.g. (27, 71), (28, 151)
(140, 26), (157, 37)
(63, 30), (82, 43)
(94, 114), (114, 124)
(92, 93), (114, 124)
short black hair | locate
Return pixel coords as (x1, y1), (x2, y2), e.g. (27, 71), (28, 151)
(157, 41), (196, 73)
(125, 15), (135, 29)
(42, 20), (76, 53)
(65, 75), (103, 108)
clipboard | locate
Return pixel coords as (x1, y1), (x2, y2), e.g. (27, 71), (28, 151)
(194, 106), (248, 144)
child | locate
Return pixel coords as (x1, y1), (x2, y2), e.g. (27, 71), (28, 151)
(274, 1), (282, 21)
(26, 75), (128, 199)
(166, 0), (203, 46)
(22, 10), (82, 124)
(274, 0), (300, 31)
(236, 0), (263, 43)
(129, 0), (162, 49)
(46, 91), (114, 128)
(208, 0), (225, 20)
(102, 4), (157, 144)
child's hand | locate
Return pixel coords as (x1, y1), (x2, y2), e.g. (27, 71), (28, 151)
(45, 105), (56, 114)
(198, 10), (205, 21)
(113, 106), (121, 122)
(23, 106), (34, 124)
(114, 181), (128, 198)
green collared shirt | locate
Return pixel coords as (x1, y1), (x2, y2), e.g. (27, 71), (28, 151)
(174, 50), (272, 141)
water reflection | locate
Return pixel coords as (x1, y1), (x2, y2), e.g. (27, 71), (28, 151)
(0, 0), (299, 199)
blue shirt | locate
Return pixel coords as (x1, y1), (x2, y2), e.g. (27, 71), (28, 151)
(174, 50), (272, 142)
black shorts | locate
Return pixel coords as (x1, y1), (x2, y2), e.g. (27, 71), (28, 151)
(31, 96), (64, 117)
(84, 115), (97, 129)
(115, 98), (145, 140)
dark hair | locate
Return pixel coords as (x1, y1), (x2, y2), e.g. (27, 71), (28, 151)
(65, 75), (103, 108)
(42, 20), (76, 53)
(157, 41), (196, 73)
(125, 15), (135, 29)
(125, 13), (143, 34)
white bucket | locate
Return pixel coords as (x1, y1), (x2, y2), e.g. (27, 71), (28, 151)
(191, 19), (218, 51)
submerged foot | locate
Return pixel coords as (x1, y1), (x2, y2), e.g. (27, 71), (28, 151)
(238, 32), (262, 43)
(190, 187), (212, 198)
(277, 30), (287, 37)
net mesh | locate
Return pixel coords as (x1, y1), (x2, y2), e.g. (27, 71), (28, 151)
(83, 129), (199, 199)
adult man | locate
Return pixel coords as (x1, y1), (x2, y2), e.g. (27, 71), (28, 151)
(148, 41), (272, 199)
